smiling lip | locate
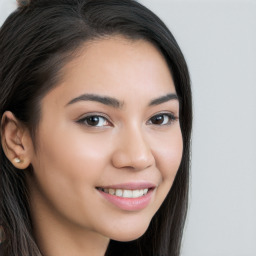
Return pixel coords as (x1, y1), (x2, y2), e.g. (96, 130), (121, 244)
(96, 182), (156, 211)
(99, 182), (156, 190)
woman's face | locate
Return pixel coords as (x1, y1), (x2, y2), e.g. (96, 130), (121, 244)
(27, 36), (183, 242)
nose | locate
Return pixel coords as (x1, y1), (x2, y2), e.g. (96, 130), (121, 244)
(111, 126), (155, 171)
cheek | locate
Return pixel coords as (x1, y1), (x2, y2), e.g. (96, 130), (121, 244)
(31, 124), (112, 204)
(29, 125), (117, 227)
(37, 125), (111, 177)
(152, 127), (183, 181)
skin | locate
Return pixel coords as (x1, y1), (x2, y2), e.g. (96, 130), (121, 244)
(2, 36), (183, 256)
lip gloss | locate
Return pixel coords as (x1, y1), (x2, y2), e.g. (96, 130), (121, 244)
(97, 188), (154, 211)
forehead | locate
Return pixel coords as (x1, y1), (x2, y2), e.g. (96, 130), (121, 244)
(43, 35), (176, 107)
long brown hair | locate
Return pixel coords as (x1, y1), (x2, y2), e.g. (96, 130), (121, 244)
(0, 0), (192, 255)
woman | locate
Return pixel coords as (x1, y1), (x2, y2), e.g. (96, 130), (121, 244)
(0, 0), (192, 255)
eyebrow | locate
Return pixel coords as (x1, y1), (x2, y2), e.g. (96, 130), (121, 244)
(66, 93), (178, 108)
(66, 94), (123, 108)
(149, 93), (179, 106)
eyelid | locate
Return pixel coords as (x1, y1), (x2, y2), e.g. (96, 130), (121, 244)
(75, 111), (178, 127)
(76, 112), (111, 120)
(147, 111), (179, 125)
(76, 112), (113, 127)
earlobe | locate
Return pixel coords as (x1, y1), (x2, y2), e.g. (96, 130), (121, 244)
(1, 111), (32, 170)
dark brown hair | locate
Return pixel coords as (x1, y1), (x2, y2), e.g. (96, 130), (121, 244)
(0, 0), (192, 255)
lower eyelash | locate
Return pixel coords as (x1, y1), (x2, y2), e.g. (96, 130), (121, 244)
(149, 113), (178, 125)
(76, 113), (178, 127)
(76, 115), (110, 127)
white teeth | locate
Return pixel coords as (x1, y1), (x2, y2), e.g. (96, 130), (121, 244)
(99, 188), (150, 198)
(132, 190), (141, 198)
(109, 189), (115, 195)
(123, 190), (133, 198)
(115, 189), (123, 197)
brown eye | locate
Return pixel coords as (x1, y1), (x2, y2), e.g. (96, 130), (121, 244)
(151, 115), (165, 125)
(77, 115), (110, 127)
(149, 113), (176, 126)
(87, 116), (101, 126)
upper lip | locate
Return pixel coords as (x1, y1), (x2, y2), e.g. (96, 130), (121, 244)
(97, 182), (156, 190)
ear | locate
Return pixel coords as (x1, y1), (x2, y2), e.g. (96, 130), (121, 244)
(1, 111), (33, 169)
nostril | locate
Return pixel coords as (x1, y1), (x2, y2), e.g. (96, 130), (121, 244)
(111, 151), (154, 170)
(111, 131), (155, 170)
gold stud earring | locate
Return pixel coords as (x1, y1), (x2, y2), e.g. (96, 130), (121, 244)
(14, 158), (22, 163)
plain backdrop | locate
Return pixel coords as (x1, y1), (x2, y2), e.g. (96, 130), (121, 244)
(0, 1), (255, 256)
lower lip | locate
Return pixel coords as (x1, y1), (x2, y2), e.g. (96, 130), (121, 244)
(97, 189), (154, 211)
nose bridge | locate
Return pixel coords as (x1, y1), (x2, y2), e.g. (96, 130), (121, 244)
(112, 123), (155, 170)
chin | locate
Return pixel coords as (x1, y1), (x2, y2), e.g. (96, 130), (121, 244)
(107, 221), (150, 242)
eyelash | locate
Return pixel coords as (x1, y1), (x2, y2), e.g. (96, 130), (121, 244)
(77, 114), (112, 127)
(76, 113), (178, 128)
(147, 113), (178, 126)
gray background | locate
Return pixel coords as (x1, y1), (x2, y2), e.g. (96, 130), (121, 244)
(1, 0), (255, 255)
